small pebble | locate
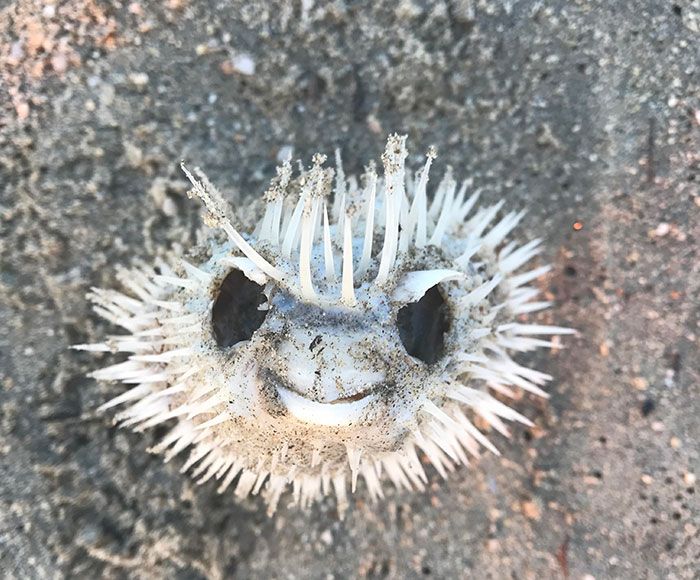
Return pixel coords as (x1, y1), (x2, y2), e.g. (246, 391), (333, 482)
(230, 53), (256, 76)
(277, 145), (294, 163)
(16, 101), (30, 120)
(320, 529), (333, 545)
(520, 500), (541, 520)
(653, 222), (670, 237)
(129, 72), (150, 87)
(51, 53), (68, 74)
(631, 377), (648, 391)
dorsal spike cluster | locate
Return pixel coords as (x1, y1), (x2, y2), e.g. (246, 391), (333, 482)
(183, 135), (490, 306)
(79, 136), (573, 517)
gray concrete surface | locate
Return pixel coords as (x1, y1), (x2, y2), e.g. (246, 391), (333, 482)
(1, 0), (698, 578)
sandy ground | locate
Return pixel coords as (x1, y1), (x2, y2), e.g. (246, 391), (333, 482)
(1, 1), (698, 578)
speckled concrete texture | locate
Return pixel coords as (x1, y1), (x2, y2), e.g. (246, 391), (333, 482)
(1, 1), (698, 578)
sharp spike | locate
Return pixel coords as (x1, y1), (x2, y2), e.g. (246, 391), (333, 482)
(217, 461), (243, 494)
(499, 239), (542, 273)
(332, 149), (347, 222)
(482, 210), (525, 249)
(500, 323), (576, 336)
(299, 196), (319, 300)
(401, 147), (435, 251)
(181, 164), (285, 282)
(270, 197), (283, 246)
(428, 175), (457, 246)
(341, 211), (357, 306)
(422, 398), (459, 429)
(361, 462), (384, 500)
(454, 237), (483, 268)
(456, 188), (481, 223)
(508, 264), (552, 289)
(375, 135), (407, 284)
(180, 260), (213, 284)
(412, 429), (451, 478)
(451, 408), (501, 456)
(376, 184), (398, 284)
(356, 170), (378, 277)
(153, 275), (197, 290)
(346, 445), (363, 493)
(322, 202), (337, 282)
(460, 274), (503, 307)
(281, 193), (306, 259)
(234, 470), (257, 499)
(512, 300), (552, 314)
(428, 170), (450, 220)
(258, 201), (275, 242)
(332, 472), (349, 518)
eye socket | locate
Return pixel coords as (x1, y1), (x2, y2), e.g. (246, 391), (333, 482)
(212, 269), (268, 348)
(396, 285), (449, 364)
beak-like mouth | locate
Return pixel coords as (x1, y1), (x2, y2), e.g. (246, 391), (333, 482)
(275, 385), (377, 427)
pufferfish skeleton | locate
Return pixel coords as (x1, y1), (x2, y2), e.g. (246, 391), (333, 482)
(77, 135), (573, 516)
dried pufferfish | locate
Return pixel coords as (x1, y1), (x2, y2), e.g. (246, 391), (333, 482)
(77, 135), (572, 516)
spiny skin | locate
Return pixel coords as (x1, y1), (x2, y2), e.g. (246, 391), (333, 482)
(77, 135), (573, 516)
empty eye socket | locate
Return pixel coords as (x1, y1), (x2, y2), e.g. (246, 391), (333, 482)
(396, 285), (449, 364)
(212, 269), (268, 348)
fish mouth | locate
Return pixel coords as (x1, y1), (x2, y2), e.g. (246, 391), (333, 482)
(275, 385), (377, 427)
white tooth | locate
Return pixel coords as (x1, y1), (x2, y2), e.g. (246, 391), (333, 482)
(276, 386), (374, 427)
